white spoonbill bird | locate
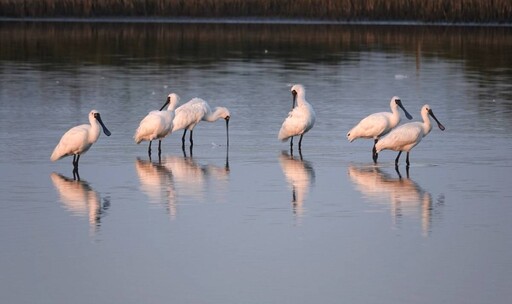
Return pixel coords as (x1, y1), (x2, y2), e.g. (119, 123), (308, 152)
(134, 93), (180, 158)
(375, 104), (445, 167)
(51, 110), (111, 172)
(278, 84), (316, 152)
(172, 98), (231, 148)
(347, 96), (413, 163)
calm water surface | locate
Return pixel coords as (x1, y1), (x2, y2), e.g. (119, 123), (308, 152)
(1, 21), (511, 304)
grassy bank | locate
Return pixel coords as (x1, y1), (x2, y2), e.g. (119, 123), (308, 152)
(0, 0), (511, 23)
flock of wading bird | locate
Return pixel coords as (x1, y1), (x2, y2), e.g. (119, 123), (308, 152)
(50, 84), (446, 179)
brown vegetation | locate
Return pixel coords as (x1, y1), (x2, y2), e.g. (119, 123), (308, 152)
(0, 0), (511, 23)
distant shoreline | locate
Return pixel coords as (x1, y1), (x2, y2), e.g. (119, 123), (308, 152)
(1, 17), (511, 28)
(1, 0), (511, 24)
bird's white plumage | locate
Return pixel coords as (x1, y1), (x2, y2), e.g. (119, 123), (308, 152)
(376, 104), (445, 160)
(377, 122), (424, 152)
(172, 98), (230, 132)
(134, 93), (180, 144)
(347, 96), (408, 142)
(171, 97), (230, 147)
(278, 84), (316, 142)
(51, 110), (110, 162)
(172, 98), (208, 131)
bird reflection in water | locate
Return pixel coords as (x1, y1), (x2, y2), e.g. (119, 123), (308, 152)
(348, 164), (443, 236)
(135, 158), (177, 219)
(162, 148), (230, 202)
(50, 172), (110, 235)
(279, 151), (315, 221)
(136, 148), (229, 216)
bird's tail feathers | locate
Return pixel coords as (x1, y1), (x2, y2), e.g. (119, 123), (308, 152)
(133, 130), (142, 144)
(50, 146), (64, 161)
(134, 125), (151, 144)
(277, 130), (288, 142)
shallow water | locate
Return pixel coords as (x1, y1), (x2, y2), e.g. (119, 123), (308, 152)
(1, 21), (511, 304)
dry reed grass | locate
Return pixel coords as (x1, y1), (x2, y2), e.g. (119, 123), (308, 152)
(0, 0), (511, 23)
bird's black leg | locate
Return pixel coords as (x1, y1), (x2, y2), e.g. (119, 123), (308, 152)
(73, 167), (80, 181)
(181, 130), (187, 148)
(75, 154), (80, 168)
(72, 155), (78, 180)
(395, 151), (402, 167)
(73, 168), (78, 180)
(406, 152), (410, 167)
(372, 139), (378, 163)
(189, 130), (194, 147)
(298, 134), (304, 151)
(181, 144), (187, 157)
(158, 140), (162, 163)
(72, 155), (81, 180)
(395, 165), (402, 179)
(148, 141), (152, 158)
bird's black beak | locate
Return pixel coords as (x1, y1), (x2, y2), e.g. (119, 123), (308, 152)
(291, 90), (297, 109)
(94, 113), (112, 136)
(428, 109), (445, 131)
(159, 96), (171, 111)
(225, 116), (230, 147)
(396, 99), (413, 120)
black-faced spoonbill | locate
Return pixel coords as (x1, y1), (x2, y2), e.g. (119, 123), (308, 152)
(171, 98), (231, 149)
(278, 84), (316, 153)
(134, 93), (180, 159)
(347, 96), (413, 163)
(375, 104), (445, 167)
(50, 110), (111, 178)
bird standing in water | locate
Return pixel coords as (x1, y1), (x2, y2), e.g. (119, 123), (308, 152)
(347, 96), (413, 163)
(134, 93), (180, 160)
(51, 109), (111, 180)
(375, 104), (445, 167)
(171, 98), (230, 151)
(278, 84), (316, 155)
